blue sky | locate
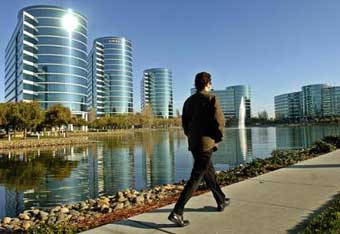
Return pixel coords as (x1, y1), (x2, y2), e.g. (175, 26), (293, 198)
(1, 0), (340, 117)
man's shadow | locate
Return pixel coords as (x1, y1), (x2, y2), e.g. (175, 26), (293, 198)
(116, 206), (217, 230)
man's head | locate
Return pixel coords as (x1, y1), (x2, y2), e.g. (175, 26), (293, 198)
(195, 72), (212, 92)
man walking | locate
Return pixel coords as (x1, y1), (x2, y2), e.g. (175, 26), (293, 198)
(168, 72), (230, 227)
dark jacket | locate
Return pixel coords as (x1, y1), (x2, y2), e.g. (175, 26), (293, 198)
(182, 90), (225, 152)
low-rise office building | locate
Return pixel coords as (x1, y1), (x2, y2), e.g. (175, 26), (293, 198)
(275, 84), (340, 121)
(191, 85), (251, 120)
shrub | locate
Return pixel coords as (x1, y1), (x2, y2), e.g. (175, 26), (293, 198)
(309, 140), (337, 155)
(322, 135), (340, 149)
(300, 194), (340, 234)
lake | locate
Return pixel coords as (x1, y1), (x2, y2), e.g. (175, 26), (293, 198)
(0, 125), (340, 218)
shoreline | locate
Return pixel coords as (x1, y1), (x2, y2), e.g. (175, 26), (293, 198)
(0, 128), (181, 150)
(0, 137), (96, 150)
(0, 136), (339, 233)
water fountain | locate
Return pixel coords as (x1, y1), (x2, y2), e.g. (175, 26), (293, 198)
(238, 96), (247, 161)
(238, 96), (246, 129)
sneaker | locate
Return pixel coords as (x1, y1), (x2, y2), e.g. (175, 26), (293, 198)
(217, 198), (231, 212)
(168, 211), (190, 227)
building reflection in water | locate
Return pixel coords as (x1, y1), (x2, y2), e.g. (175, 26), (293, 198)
(213, 128), (253, 168)
(0, 148), (82, 216)
(101, 136), (135, 194)
(24, 147), (88, 208)
(141, 130), (175, 188)
(276, 126), (340, 149)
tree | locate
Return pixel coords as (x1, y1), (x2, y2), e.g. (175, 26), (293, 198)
(5, 103), (22, 137)
(17, 102), (44, 138)
(141, 104), (154, 128)
(88, 108), (97, 122)
(44, 104), (72, 130)
(0, 103), (8, 128)
(258, 110), (269, 120)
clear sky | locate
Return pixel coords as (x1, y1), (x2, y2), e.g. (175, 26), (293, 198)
(1, 0), (340, 117)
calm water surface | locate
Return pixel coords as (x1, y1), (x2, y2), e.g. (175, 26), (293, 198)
(0, 125), (340, 218)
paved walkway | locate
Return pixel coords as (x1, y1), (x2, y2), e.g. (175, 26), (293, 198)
(82, 150), (340, 234)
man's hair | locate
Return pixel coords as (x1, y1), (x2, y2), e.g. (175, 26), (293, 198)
(195, 72), (211, 91)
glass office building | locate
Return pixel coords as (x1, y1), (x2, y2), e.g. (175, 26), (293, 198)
(141, 68), (173, 118)
(302, 84), (329, 119)
(275, 84), (340, 121)
(191, 85), (251, 120)
(230, 85), (251, 119)
(322, 86), (340, 117)
(87, 37), (133, 116)
(274, 91), (302, 121)
(5, 5), (88, 116)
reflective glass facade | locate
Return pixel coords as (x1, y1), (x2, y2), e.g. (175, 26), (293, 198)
(191, 85), (251, 120)
(302, 84), (328, 119)
(275, 84), (340, 120)
(87, 37), (133, 116)
(274, 91), (302, 121)
(322, 86), (340, 117)
(230, 85), (251, 119)
(5, 5), (88, 115)
(141, 68), (173, 118)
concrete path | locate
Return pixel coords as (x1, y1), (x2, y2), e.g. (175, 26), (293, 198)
(82, 150), (340, 234)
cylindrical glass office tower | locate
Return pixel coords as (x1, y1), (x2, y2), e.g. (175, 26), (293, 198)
(87, 37), (133, 115)
(5, 5), (88, 115)
(141, 68), (173, 118)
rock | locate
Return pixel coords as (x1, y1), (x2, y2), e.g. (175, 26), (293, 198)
(51, 206), (61, 213)
(177, 185), (184, 190)
(100, 205), (111, 213)
(2, 217), (11, 225)
(116, 191), (126, 202)
(80, 202), (88, 210)
(146, 198), (153, 204)
(6, 224), (14, 230)
(57, 213), (66, 223)
(19, 213), (30, 220)
(133, 195), (145, 205)
(163, 184), (175, 190)
(145, 191), (152, 200)
(98, 198), (110, 208)
(156, 194), (164, 200)
(100, 196), (110, 203)
(39, 211), (49, 221)
(116, 191), (124, 198)
(114, 202), (124, 210)
(47, 216), (57, 225)
(22, 221), (31, 230)
(32, 209), (40, 216)
(117, 195), (127, 203)
(88, 199), (96, 206)
(76, 216), (85, 222)
(60, 207), (69, 214)
(127, 193), (136, 200)
(124, 201), (131, 208)
(70, 210), (80, 216)
(12, 218), (20, 224)
(13, 224), (22, 231)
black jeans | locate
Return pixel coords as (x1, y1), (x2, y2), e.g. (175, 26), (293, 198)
(173, 149), (225, 215)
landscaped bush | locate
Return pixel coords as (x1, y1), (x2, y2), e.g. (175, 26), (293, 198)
(322, 135), (340, 149)
(300, 194), (340, 234)
(308, 140), (337, 155)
